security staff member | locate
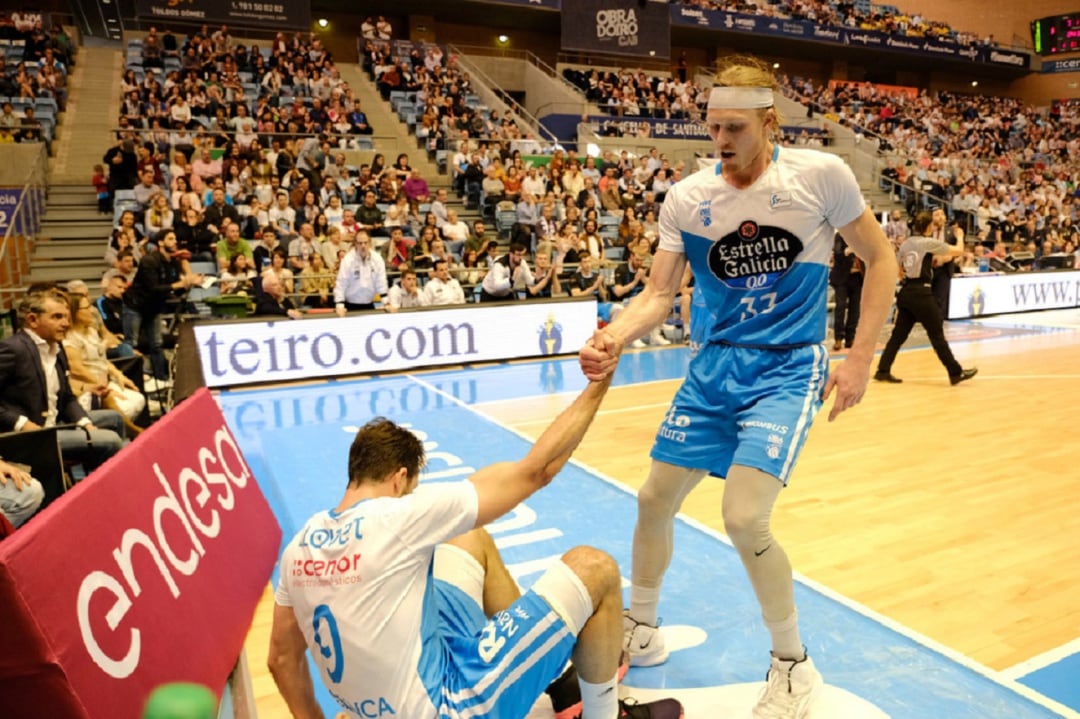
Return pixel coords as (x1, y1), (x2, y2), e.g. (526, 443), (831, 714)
(334, 231), (388, 315)
(874, 211), (977, 385)
(829, 234), (863, 351)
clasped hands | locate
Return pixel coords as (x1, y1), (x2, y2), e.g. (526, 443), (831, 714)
(578, 328), (623, 381)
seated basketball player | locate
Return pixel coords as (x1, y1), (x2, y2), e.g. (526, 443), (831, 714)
(268, 376), (684, 719)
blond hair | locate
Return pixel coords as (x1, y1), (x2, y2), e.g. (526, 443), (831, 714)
(713, 54), (783, 139)
(714, 54), (778, 91)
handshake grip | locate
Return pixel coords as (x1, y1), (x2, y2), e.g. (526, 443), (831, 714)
(579, 331), (624, 381)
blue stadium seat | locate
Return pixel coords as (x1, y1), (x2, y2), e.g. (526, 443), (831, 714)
(495, 209), (517, 236)
(34, 97), (57, 114)
(189, 261), (219, 277)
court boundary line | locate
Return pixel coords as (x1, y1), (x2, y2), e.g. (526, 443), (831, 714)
(403, 371), (1080, 719)
(1002, 637), (1080, 681)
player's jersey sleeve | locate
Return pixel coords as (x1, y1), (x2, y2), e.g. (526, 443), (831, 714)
(392, 481), (479, 551)
(815, 153), (866, 230)
(274, 571), (293, 606)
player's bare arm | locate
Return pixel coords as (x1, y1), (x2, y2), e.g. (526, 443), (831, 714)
(824, 208), (898, 421)
(580, 249), (687, 380)
(469, 375), (613, 525)
(268, 603), (326, 719)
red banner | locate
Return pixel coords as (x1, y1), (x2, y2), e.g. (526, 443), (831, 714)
(0, 388), (281, 718)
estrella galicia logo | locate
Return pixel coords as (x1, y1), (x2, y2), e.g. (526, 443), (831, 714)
(538, 314), (563, 355)
(707, 220), (803, 290)
(698, 200), (712, 227)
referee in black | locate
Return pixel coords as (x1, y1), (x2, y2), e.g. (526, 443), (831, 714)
(874, 211), (977, 385)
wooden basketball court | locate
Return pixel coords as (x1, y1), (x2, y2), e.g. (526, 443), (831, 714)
(240, 323), (1080, 717)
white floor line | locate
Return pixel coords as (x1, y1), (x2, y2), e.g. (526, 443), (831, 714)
(404, 371), (1079, 718)
(1001, 636), (1080, 681)
(472, 375), (684, 408)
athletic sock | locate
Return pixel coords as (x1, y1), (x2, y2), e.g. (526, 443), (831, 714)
(764, 610), (804, 660)
(579, 675), (619, 719)
(628, 585), (661, 626)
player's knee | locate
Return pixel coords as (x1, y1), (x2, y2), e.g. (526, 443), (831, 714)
(637, 478), (680, 518)
(723, 504), (770, 550)
(561, 545), (620, 600)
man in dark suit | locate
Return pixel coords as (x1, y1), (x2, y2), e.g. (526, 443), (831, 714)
(0, 288), (124, 472)
(254, 271), (302, 319)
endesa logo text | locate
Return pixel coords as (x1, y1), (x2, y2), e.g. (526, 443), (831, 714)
(76, 427), (251, 679)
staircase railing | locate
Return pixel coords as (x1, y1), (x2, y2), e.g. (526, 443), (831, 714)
(447, 44), (560, 145)
(0, 144), (48, 313)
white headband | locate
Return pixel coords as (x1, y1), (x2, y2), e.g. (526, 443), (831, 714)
(707, 86), (774, 110)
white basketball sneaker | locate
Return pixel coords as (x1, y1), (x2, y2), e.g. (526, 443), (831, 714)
(622, 612), (669, 667)
(752, 652), (823, 719)
(648, 327), (672, 346)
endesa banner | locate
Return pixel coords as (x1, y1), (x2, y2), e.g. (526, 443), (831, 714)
(193, 298), (598, 388)
(949, 270), (1080, 319)
(134, 0), (310, 30)
(0, 389), (281, 718)
(670, 6), (1029, 68)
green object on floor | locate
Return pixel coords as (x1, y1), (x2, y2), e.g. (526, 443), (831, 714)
(142, 682), (217, 719)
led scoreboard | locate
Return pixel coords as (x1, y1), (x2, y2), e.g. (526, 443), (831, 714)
(1032, 13), (1080, 56)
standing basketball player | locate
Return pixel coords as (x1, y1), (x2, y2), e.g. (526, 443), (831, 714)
(579, 55), (898, 719)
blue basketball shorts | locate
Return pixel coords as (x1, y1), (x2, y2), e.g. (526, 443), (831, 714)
(434, 581), (575, 719)
(650, 342), (829, 484)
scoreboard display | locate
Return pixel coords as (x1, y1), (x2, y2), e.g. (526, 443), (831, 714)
(1032, 13), (1080, 56)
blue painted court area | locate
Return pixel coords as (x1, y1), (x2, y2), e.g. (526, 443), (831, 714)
(1018, 652), (1080, 715)
(219, 356), (1073, 719)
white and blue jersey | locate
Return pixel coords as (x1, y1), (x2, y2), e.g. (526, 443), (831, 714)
(652, 147), (864, 482)
(658, 147), (865, 348)
(275, 482), (575, 719)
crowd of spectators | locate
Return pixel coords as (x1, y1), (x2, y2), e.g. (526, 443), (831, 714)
(100, 26), (397, 298)
(779, 74), (1080, 268)
(677, 0), (1001, 48)
(355, 34), (691, 338)
(361, 38), (542, 153)
(563, 67), (710, 121)
(0, 15), (72, 147)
